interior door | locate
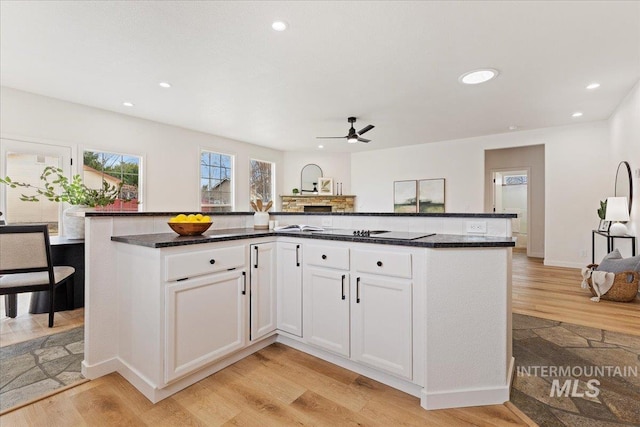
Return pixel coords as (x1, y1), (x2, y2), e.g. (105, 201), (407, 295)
(0, 138), (72, 233)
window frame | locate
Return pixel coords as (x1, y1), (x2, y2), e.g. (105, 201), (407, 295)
(200, 149), (235, 212)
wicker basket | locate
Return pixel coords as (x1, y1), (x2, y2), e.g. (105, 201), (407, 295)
(585, 264), (639, 302)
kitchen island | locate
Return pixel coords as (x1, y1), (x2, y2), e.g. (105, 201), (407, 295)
(83, 212), (515, 411)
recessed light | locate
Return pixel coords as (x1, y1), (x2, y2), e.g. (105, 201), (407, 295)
(122, 102), (134, 107)
(459, 68), (499, 85)
(159, 82), (171, 88)
(318, 145), (324, 149)
(586, 83), (600, 90)
(272, 20), (288, 31)
(572, 112), (583, 118)
(508, 125), (519, 131)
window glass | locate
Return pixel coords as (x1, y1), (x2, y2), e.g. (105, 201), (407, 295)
(83, 150), (141, 211)
(250, 159), (274, 205)
(201, 151), (233, 212)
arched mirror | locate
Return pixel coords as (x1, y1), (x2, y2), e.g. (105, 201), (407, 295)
(614, 161), (632, 214)
(301, 164), (322, 193)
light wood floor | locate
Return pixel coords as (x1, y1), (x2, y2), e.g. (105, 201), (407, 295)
(1, 251), (637, 425)
(512, 250), (640, 336)
(0, 293), (85, 347)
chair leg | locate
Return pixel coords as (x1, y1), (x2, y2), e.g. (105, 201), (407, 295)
(4, 295), (18, 318)
(49, 286), (55, 328)
(66, 276), (75, 310)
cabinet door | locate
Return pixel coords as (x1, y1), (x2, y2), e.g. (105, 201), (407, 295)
(352, 275), (412, 380)
(304, 268), (350, 357)
(165, 270), (247, 383)
(250, 243), (277, 341)
(276, 242), (303, 337)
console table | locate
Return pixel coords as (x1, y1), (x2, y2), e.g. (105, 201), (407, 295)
(591, 230), (637, 264)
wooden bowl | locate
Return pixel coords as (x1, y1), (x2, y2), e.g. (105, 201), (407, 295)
(168, 222), (212, 236)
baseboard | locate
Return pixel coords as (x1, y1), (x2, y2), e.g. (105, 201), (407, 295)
(81, 357), (119, 379)
(276, 335), (422, 397)
(419, 356), (514, 410)
(543, 258), (586, 269)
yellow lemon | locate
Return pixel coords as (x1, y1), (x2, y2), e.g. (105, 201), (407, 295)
(169, 216), (178, 223)
(195, 214), (203, 220)
(176, 214), (187, 222)
(187, 214), (197, 222)
(202, 215), (211, 223)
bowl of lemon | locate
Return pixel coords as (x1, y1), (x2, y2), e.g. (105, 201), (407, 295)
(168, 214), (212, 236)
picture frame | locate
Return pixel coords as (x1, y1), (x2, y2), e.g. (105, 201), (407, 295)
(418, 178), (445, 213)
(318, 177), (333, 195)
(393, 180), (417, 213)
(598, 219), (611, 232)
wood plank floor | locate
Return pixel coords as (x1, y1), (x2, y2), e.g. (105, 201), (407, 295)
(2, 251), (637, 425)
(512, 250), (640, 336)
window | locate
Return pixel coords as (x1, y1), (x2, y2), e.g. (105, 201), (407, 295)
(201, 151), (233, 212)
(83, 150), (141, 211)
(250, 159), (274, 205)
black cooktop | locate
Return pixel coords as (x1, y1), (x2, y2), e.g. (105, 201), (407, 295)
(311, 229), (435, 241)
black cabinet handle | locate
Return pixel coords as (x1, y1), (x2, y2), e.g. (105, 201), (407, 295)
(254, 246), (259, 268)
(322, 254), (327, 260)
(376, 261), (382, 267)
(210, 259), (216, 265)
(341, 275), (346, 300)
(242, 271), (246, 295)
(296, 245), (300, 267)
(356, 277), (361, 303)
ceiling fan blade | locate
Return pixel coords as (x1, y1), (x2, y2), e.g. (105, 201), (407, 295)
(316, 136), (347, 139)
(357, 124), (374, 135)
(357, 137), (371, 143)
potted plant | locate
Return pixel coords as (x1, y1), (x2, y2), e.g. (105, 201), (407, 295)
(1, 166), (122, 238)
(292, 188), (299, 195)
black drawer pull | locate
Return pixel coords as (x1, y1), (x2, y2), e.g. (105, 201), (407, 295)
(322, 254), (327, 260)
(341, 275), (346, 300)
(209, 259), (216, 265)
(376, 261), (383, 267)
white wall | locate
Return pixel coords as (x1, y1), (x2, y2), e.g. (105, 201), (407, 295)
(609, 81), (639, 238)
(0, 87), (284, 212)
(352, 122), (612, 268)
(282, 151), (351, 196)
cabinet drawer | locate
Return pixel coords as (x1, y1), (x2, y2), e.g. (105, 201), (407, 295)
(305, 245), (349, 270)
(165, 245), (245, 281)
(353, 249), (412, 279)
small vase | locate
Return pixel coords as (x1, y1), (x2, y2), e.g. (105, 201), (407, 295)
(254, 212), (269, 230)
(63, 205), (92, 239)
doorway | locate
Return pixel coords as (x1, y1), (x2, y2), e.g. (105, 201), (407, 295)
(0, 138), (72, 234)
(493, 169), (529, 250)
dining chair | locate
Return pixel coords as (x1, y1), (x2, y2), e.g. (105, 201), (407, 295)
(0, 224), (75, 327)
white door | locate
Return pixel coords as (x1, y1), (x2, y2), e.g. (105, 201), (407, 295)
(304, 267), (350, 357)
(276, 242), (303, 336)
(493, 169), (529, 250)
(352, 275), (413, 380)
(0, 138), (72, 232)
(250, 243), (277, 341)
(165, 270), (246, 383)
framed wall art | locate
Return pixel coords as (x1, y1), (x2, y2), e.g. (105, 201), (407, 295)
(418, 178), (445, 213)
(318, 177), (333, 195)
(393, 180), (417, 213)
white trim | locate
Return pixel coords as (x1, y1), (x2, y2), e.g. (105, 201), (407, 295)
(543, 258), (586, 269)
(81, 357), (119, 379)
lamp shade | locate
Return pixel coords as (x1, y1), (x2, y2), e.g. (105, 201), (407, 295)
(605, 197), (630, 222)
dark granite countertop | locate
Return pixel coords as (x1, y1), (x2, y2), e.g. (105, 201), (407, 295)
(111, 228), (516, 249)
(88, 211), (516, 218)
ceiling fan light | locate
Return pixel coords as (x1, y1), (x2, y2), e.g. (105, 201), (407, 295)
(347, 136), (358, 144)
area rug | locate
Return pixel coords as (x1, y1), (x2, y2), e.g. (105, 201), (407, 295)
(511, 314), (640, 426)
(0, 327), (85, 412)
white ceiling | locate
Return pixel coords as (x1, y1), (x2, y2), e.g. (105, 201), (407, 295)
(1, 1), (639, 152)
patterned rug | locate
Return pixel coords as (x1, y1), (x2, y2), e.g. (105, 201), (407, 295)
(0, 327), (84, 412)
(511, 314), (640, 426)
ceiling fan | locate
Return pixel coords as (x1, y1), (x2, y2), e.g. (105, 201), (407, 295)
(317, 117), (375, 143)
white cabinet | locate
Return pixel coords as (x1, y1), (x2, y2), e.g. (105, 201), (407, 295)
(276, 242), (303, 337)
(165, 270), (247, 383)
(304, 267), (350, 357)
(250, 243), (277, 341)
(352, 248), (413, 379)
(351, 275), (412, 379)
